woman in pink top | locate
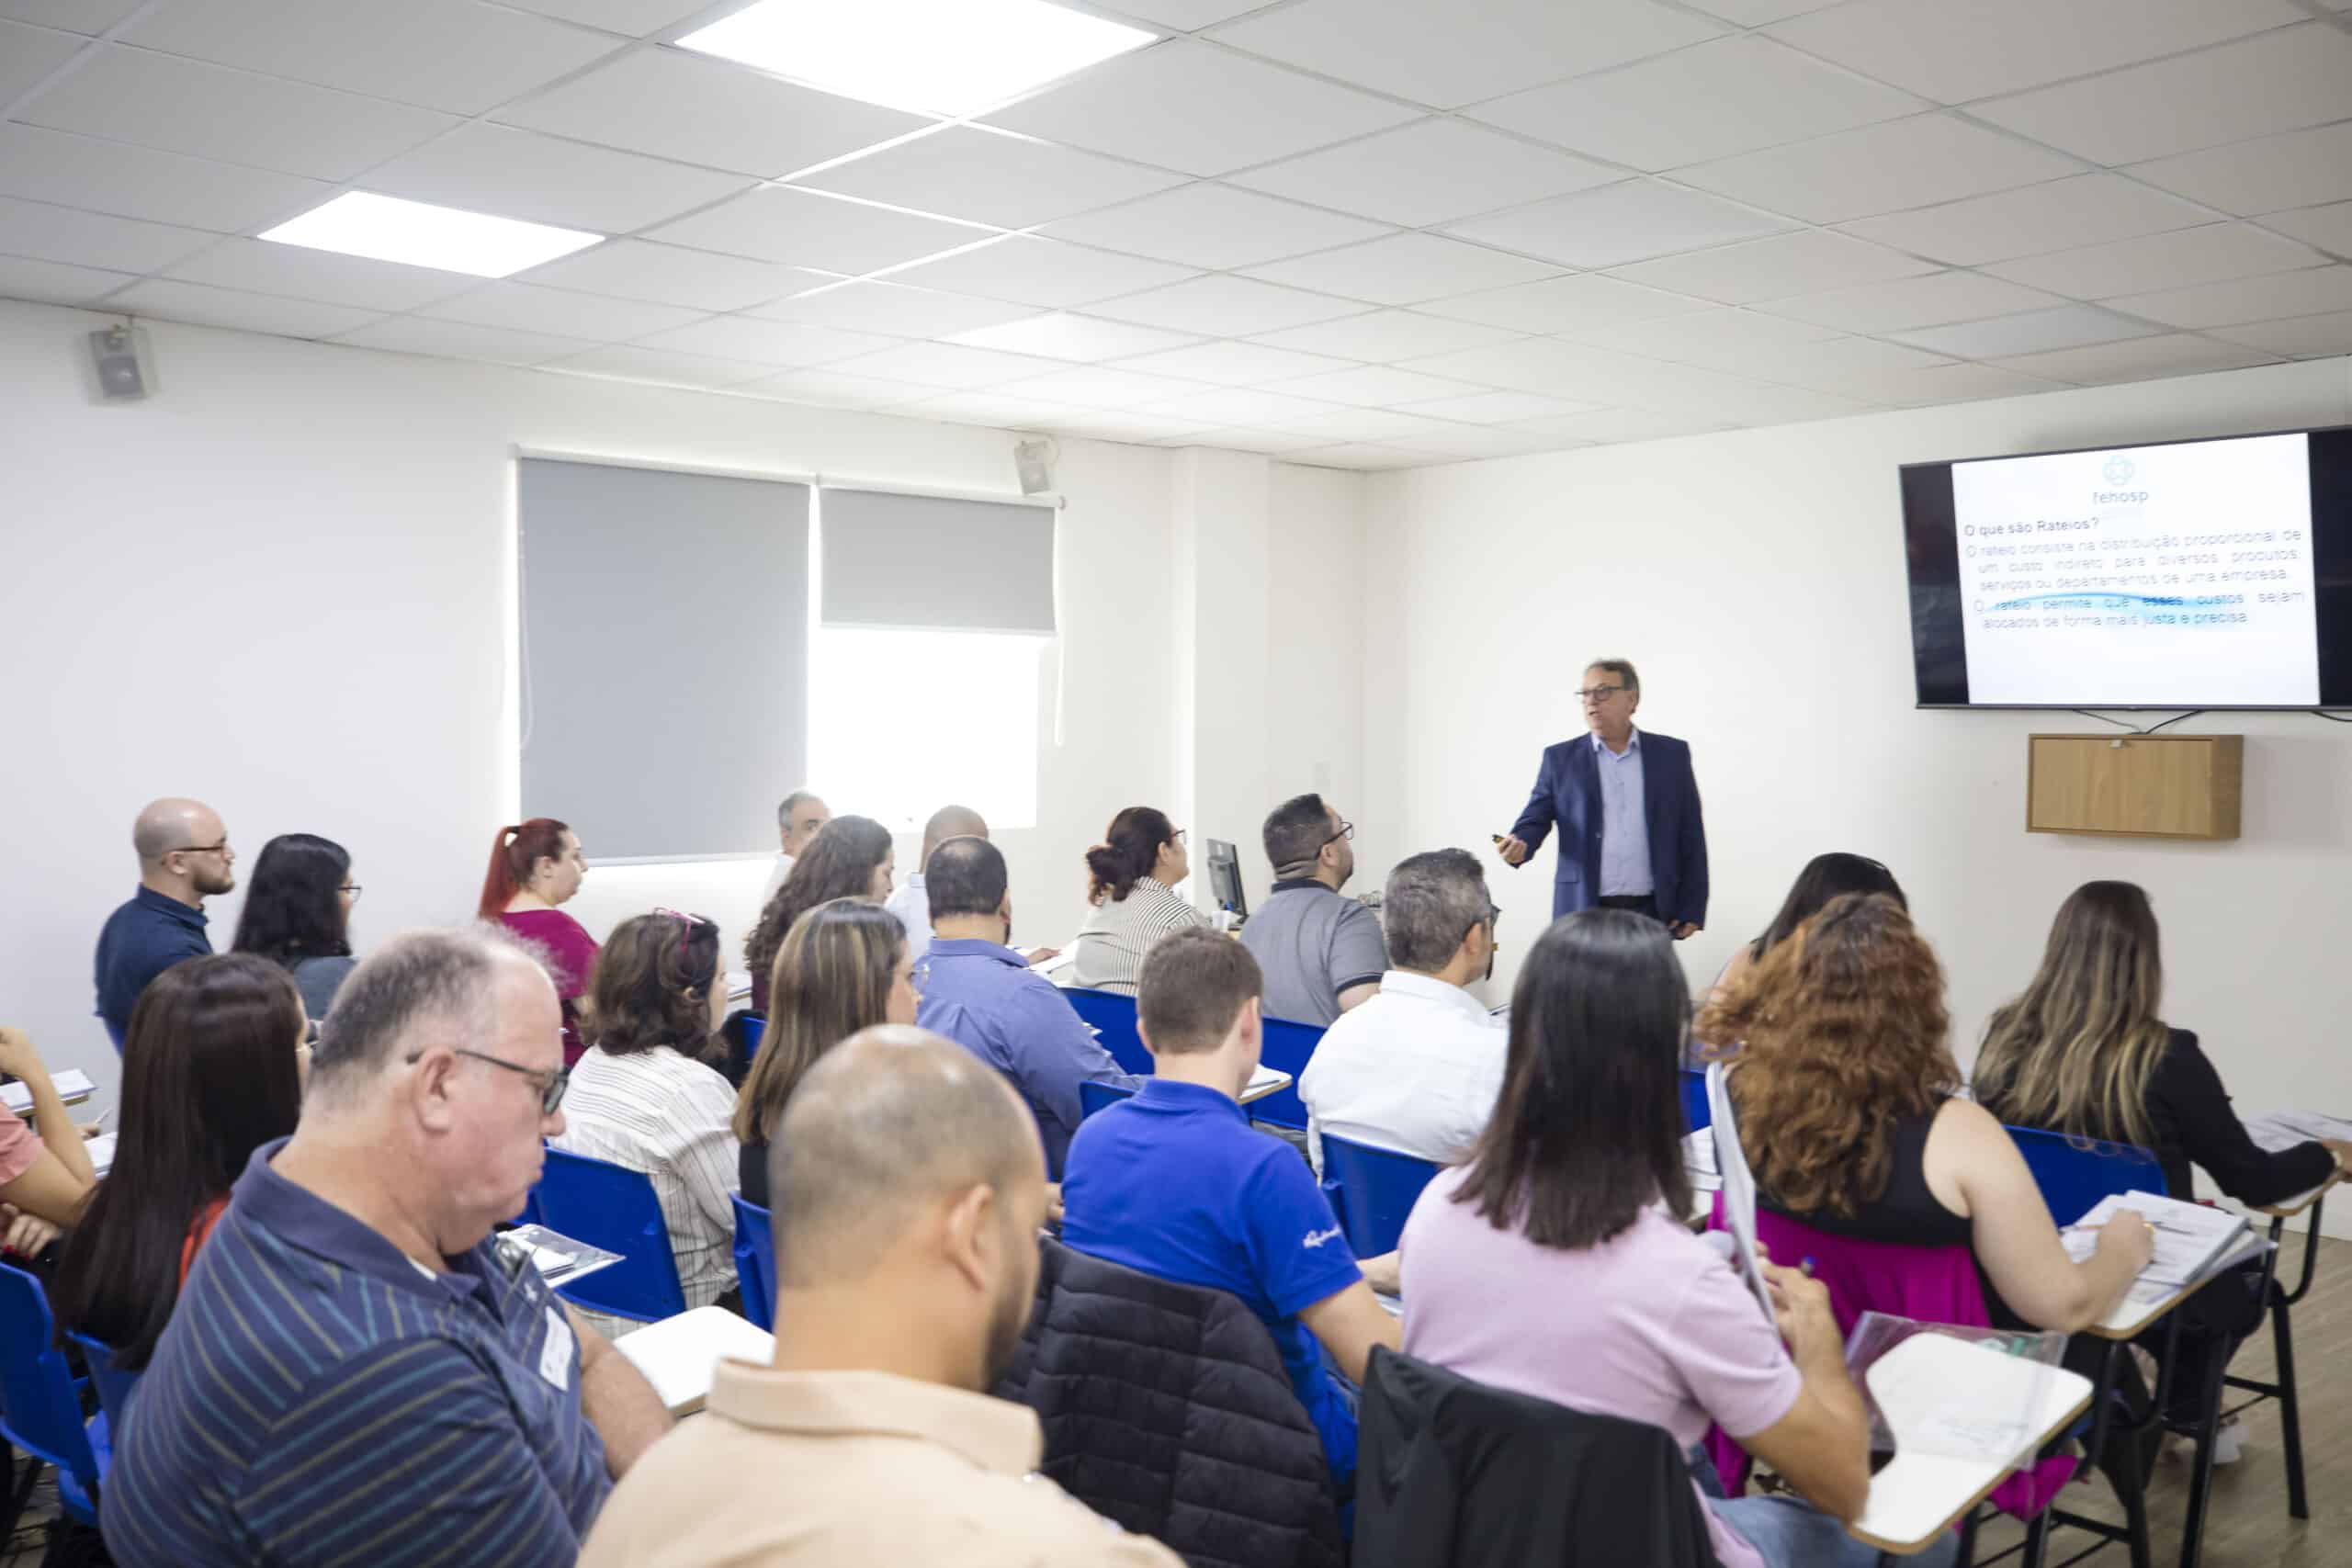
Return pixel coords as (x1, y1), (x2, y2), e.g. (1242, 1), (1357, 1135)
(1399, 909), (1951, 1568)
(480, 818), (598, 1065)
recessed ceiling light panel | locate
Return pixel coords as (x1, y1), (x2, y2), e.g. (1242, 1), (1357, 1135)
(259, 192), (604, 279)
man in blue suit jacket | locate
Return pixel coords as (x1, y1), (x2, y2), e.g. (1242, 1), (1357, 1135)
(1498, 660), (1708, 936)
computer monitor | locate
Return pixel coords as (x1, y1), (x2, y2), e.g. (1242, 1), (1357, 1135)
(1204, 837), (1248, 921)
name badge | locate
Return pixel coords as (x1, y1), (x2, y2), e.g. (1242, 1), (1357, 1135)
(538, 1306), (575, 1392)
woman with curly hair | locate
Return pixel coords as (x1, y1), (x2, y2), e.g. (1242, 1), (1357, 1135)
(1694, 892), (2152, 1334)
(743, 815), (895, 1012)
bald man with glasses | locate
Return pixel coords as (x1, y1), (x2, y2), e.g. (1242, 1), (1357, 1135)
(94, 796), (236, 1047)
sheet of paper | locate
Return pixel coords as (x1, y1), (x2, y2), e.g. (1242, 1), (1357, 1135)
(2063, 1190), (2247, 1292)
(86, 1132), (118, 1178)
(1707, 1063), (1775, 1321)
(1, 1069), (96, 1114)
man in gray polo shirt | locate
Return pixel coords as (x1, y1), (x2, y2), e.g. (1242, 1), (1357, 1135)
(1238, 794), (1387, 1027)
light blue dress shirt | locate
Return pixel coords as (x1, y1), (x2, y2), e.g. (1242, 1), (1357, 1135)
(1593, 728), (1653, 897)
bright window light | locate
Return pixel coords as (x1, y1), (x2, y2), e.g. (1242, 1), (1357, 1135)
(258, 192), (603, 279)
(808, 626), (1047, 831)
(677, 0), (1157, 118)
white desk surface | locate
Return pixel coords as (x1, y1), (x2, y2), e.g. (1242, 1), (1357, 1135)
(615, 1306), (775, 1416)
(1848, 1335), (2093, 1555)
(1238, 1067), (1292, 1107)
(2087, 1237), (2270, 1340)
(2256, 1169), (2342, 1220)
(5, 1069), (96, 1118)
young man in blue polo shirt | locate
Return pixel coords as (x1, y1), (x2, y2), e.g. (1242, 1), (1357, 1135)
(1059, 928), (1401, 1495)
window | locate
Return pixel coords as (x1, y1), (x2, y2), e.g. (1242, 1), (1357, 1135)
(807, 626), (1047, 831)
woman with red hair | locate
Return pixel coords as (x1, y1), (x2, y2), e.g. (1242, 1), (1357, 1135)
(479, 818), (597, 1064)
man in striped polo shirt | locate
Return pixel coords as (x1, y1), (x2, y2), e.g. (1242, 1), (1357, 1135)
(103, 926), (672, 1567)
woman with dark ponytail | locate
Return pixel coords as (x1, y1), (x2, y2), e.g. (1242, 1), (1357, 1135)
(479, 817), (598, 1064)
(1067, 806), (1207, 995)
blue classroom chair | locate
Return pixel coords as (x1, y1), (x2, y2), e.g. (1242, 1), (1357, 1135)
(1680, 1068), (1710, 1134)
(1319, 1134), (1442, 1258)
(1063, 988), (1155, 1077)
(1080, 1079), (1137, 1120)
(534, 1147), (686, 1323)
(731, 1193), (775, 1331)
(1250, 1014), (1323, 1130)
(66, 1331), (141, 1436)
(0, 1261), (105, 1533)
(2004, 1124), (2165, 1224)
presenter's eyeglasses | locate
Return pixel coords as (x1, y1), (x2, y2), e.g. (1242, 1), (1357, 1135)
(1575, 685), (1628, 703)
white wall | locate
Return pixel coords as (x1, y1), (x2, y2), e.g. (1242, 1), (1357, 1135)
(1363, 354), (2352, 1231)
(0, 296), (1329, 1104)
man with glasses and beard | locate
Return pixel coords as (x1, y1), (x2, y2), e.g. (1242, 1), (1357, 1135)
(95, 796), (236, 1047)
(580, 1025), (1178, 1568)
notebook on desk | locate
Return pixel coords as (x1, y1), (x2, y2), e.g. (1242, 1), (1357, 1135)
(2064, 1191), (2256, 1310)
(616, 1307), (776, 1416)
(2, 1069), (95, 1115)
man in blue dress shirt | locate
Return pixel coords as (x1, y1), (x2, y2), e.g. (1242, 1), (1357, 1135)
(1498, 659), (1709, 937)
(93, 796), (234, 1047)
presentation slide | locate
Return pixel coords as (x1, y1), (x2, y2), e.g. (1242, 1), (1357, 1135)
(1951, 434), (2317, 705)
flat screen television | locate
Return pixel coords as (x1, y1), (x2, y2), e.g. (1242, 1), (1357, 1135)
(1903, 423), (2352, 709)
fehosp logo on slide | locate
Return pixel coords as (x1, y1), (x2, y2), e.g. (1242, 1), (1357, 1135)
(2095, 453), (2147, 505)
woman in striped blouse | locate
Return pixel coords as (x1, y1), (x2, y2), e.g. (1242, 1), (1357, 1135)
(1067, 807), (1210, 996)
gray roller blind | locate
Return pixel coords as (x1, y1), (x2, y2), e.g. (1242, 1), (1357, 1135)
(820, 486), (1056, 634)
(519, 457), (809, 861)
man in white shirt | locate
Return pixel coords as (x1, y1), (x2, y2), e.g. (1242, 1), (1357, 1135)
(1298, 849), (1505, 1177)
(759, 790), (831, 908)
(885, 805), (987, 964)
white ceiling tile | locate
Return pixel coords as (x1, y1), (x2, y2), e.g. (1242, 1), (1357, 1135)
(502, 0), (710, 34)
(1040, 411), (1221, 442)
(750, 280), (1036, 337)
(1170, 426), (1330, 453)
(105, 277), (381, 337)
(2125, 124), (2352, 218)
(1677, 113), (2080, 225)
(2261, 203), (2352, 258)
(23, 46), (455, 184)
(2208, 310), (2352, 357)
(628, 314), (895, 365)
(1796, 361), (2064, 406)
(1838, 175), (2213, 266)
(991, 366), (1219, 408)
(1767, 0), (2303, 104)
(1399, 424), (1585, 458)
(366, 124), (752, 236)
(1741, 334), (1957, 389)
(982, 39), (1417, 175)
(1470, 35), (1919, 172)
(1970, 23), (2352, 165)
(1984, 223), (2329, 299)
(1510, 407), (1733, 443)
(1227, 118), (1618, 229)
(647, 186), (992, 273)
(1397, 389), (1602, 423)
(1559, 308), (1842, 370)
(122, 0), (623, 116)
(1394, 337), (1641, 399)
(884, 235), (1197, 308)
(0, 196), (211, 274)
(0, 123), (331, 232)
(1111, 340), (1359, 385)
(1261, 365), (1484, 407)
(1418, 273), (1707, 333)
(1891, 304), (2165, 357)
(821, 341), (1071, 389)
(1445, 179), (1795, 268)
(1209, 0), (1723, 108)
(1989, 333), (2280, 385)
(417, 280), (710, 339)
(1272, 407), (1474, 442)
(945, 312), (1199, 361)
(332, 315), (600, 366)
(1091, 0), (1264, 27)
(0, 1), (141, 33)
(1680, 0), (1842, 21)
(892, 392), (1087, 430)
(542, 344), (778, 388)
(1289, 444), (1453, 471)
(516, 240), (821, 311)
(1682, 382), (1878, 423)
(0, 254), (134, 307)
(1606, 229), (1936, 305)
(493, 47), (925, 178)
(1239, 232), (1558, 306)
(1042, 183), (1392, 270)
(0, 19), (89, 101)
(1140, 386), (1349, 424)
(1250, 309), (1527, 361)
(165, 238), (481, 312)
(2106, 265), (2352, 330)
(1089, 274), (1363, 335)
(735, 367), (932, 408)
(1752, 270), (2067, 333)
(798, 126), (1183, 229)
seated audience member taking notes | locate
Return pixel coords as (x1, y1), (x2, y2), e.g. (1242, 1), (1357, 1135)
(101, 927), (673, 1568)
(1061, 929), (1401, 1495)
(1694, 894), (2154, 1337)
(1238, 793), (1387, 1026)
(1067, 806), (1207, 995)
(734, 898), (920, 1209)
(95, 796), (232, 1046)
(232, 831), (365, 1020)
(917, 836), (1136, 1179)
(1299, 848), (1505, 1175)
(746, 814), (894, 1013)
(481, 817), (598, 1065)
(760, 789), (831, 908)
(1400, 910), (1921, 1568)
(1707, 852), (1905, 1017)
(579, 1030), (1180, 1568)
(53, 954), (305, 1368)
(555, 911), (741, 1312)
(0, 1026), (97, 1234)
(886, 803), (987, 965)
